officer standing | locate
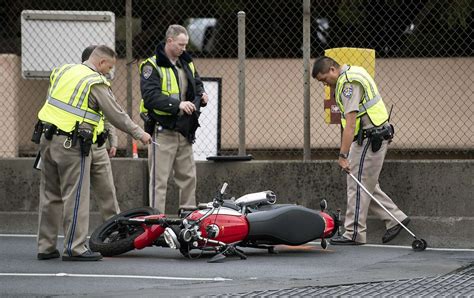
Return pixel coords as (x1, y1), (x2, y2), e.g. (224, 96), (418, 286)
(82, 45), (120, 221)
(140, 24), (208, 215)
(35, 45), (151, 261)
(312, 56), (410, 245)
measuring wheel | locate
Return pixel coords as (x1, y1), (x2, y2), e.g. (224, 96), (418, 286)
(412, 238), (428, 251)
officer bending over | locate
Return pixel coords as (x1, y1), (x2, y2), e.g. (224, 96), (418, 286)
(34, 45), (151, 261)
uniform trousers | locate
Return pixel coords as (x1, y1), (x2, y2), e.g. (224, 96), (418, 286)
(148, 128), (197, 213)
(343, 138), (407, 243)
(90, 144), (120, 221)
(37, 135), (91, 256)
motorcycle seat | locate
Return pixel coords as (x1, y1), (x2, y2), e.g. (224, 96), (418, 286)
(246, 205), (325, 245)
(222, 200), (240, 211)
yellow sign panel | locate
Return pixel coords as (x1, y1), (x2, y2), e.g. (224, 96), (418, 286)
(323, 48), (375, 124)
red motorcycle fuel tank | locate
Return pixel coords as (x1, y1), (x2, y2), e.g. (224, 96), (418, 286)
(187, 208), (249, 244)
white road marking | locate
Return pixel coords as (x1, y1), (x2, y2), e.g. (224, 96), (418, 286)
(308, 241), (474, 252)
(2, 235), (473, 252)
(0, 234), (60, 238)
(0, 272), (231, 281)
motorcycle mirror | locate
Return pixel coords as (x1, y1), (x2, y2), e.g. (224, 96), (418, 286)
(220, 182), (228, 195)
(320, 199), (328, 211)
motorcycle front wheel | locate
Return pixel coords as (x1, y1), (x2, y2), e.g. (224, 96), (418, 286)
(89, 207), (160, 257)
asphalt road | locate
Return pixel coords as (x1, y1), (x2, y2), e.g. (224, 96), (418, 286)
(0, 234), (473, 297)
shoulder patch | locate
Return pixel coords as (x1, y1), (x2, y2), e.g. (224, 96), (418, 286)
(342, 84), (353, 99)
(142, 65), (153, 79)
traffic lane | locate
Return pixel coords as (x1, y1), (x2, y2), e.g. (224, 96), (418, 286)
(1, 235), (473, 297)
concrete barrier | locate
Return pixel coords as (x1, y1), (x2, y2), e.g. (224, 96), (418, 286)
(0, 158), (472, 248)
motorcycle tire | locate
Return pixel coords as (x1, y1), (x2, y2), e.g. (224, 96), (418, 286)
(89, 207), (161, 257)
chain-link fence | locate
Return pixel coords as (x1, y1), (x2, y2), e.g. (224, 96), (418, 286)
(0, 0), (472, 159)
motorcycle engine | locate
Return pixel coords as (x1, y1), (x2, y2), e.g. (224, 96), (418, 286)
(163, 227), (180, 249)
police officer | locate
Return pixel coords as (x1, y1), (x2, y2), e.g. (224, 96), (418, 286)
(82, 45), (120, 221)
(312, 56), (410, 245)
(36, 45), (151, 261)
(140, 24), (208, 214)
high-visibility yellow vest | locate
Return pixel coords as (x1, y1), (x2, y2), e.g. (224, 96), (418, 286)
(96, 116), (105, 134)
(335, 65), (388, 135)
(38, 64), (109, 138)
(139, 55), (196, 115)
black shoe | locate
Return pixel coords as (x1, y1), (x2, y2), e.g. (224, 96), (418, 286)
(37, 249), (60, 260)
(382, 217), (411, 244)
(330, 235), (364, 245)
(62, 250), (103, 261)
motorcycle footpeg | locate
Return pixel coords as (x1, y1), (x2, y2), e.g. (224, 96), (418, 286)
(208, 253), (226, 263)
(268, 246), (278, 254)
(234, 248), (247, 260)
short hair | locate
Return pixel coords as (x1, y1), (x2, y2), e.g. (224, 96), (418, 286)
(81, 45), (97, 62)
(91, 45), (117, 60)
(312, 56), (340, 78)
(165, 24), (188, 40)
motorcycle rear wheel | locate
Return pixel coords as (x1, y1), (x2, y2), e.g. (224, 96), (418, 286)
(89, 207), (160, 257)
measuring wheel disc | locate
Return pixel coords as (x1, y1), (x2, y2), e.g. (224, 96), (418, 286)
(412, 239), (427, 251)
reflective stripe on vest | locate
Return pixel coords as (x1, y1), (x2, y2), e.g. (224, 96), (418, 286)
(335, 65), (388, 135)
(46, 96), (101, 123)
(139, 55), (196, 115)
(96, 116), (105, 134)
(38, 64), (108, 134)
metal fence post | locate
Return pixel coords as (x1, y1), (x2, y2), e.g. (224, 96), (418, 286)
(303, 0), (311, 161)
(238, 11), (246, 156)
(125, 0), (133, 157)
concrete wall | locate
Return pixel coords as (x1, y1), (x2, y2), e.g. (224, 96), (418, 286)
(0, 159), (472, 248)
(1, 55), (473, 156)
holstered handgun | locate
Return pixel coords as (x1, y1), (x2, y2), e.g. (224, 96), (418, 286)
(356, 128), (364, 146)
(96, 129), (109, 147)
(140, 112), (156, 135)
(72, 121), (79, 147)
(369, 124), (394, 152)
(371, 135), (383, 152)
(78, 128), (93, 157)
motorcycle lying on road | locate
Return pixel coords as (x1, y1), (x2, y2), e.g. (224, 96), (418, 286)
(90, 183), (341, 262)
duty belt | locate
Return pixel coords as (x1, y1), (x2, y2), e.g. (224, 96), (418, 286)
(42, 122), (72, 138)
(353, 124), (392, 142)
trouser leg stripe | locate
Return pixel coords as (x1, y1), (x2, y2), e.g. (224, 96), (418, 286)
(151, 131), (156, 209)
(67, 155), (85, 256)
(352, 140), (371, 241)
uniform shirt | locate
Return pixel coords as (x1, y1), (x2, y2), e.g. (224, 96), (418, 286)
(83, 61), (144, 140)
(175, 61), (188, 101)
(339, 65), (374, 130)
(104, 119), (118, 148)
(175, 61), (188, 116)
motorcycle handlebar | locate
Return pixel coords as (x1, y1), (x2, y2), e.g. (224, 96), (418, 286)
(211, 182), (228, 208)
(119, 217), (183, 226)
